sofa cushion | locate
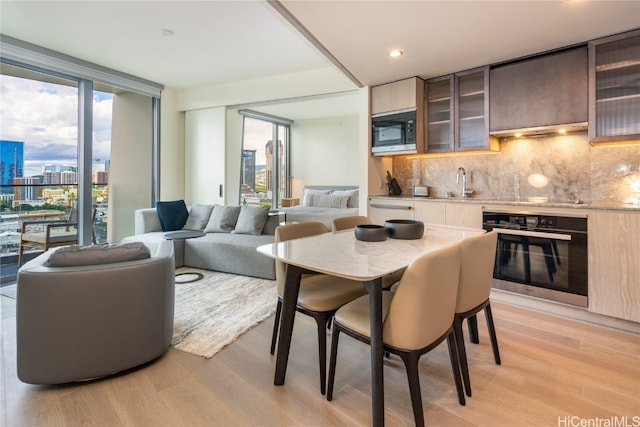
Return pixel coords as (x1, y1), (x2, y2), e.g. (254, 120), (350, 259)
(204, 205), (241, 233)
(232, 205), (270, 235)
(183, 204), (214, 231)
(156, 200), (189, 231)
(46, 242), (151, 267)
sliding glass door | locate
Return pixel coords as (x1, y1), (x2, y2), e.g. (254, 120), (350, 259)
(240, 111), (291, 208)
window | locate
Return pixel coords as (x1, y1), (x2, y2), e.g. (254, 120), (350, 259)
(0, 35), (162, 280)
(239, 110), (291, 208)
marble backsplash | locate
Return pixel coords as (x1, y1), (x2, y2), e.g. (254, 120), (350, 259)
(392, 132), (640, 203)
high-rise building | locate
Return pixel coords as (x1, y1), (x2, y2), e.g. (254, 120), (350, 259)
(43, 171), (61, 184)
(93, 170), (108, 184)
(60, 170), (77, 185)
(13, 177), (42, 201)
(0, 140), (24, 193)
(60, 164), (77, 173)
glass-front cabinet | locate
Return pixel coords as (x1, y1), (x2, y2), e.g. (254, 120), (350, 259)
(589, 29), (640, 144)
(425, 66), (497, 153)
(425, 76), (454, 152)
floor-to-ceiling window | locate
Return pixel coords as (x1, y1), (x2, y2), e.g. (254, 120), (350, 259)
(239, 110), (291, 208)
(0, 35), (162, 283)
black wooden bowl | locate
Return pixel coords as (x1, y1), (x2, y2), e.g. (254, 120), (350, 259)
(384, 219), (425, 240)
(354, 224), (388, 242)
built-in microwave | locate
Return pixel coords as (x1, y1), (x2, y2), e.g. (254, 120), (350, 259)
(371, 109), (417, 155)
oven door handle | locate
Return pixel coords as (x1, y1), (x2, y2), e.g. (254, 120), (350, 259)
(494, 228), (572, 241)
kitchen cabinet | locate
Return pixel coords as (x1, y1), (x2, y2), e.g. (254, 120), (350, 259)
(489, 47), (588, 134)
(371, 77), (424, 116)
(425, 67), (498, 153)
(588, 29), (640, 144)
(414, 200), (482, 228)
(588, 211), (640, 322)
(368, 198), (414, 225)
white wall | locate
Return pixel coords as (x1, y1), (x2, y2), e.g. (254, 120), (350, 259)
(159, 88), (185, 201)
(289, 115), (360, 199)
(109, 92), (153, 242)
(184, 107), (226, 205)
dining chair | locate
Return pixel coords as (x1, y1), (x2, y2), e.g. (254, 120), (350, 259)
(453, 230), (501, 398)
(270, 221), (368, 395)
(331, 215), (404, 290)
(331, 215), (372, 232)
(18, 208), (78, 266)
(326, 242), (465, 426)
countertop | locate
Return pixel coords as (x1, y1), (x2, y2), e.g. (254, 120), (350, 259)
(368, 195), (640, 211)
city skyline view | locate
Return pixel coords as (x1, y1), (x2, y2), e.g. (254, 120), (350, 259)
(0, 74), (113, 178)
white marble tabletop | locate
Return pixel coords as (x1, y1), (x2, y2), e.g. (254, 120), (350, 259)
(257, 224), (484, 281)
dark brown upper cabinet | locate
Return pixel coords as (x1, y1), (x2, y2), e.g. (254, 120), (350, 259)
(589, 29), (640, 145)
(425, 67), (498, 153)
(489, 47), (588, 134)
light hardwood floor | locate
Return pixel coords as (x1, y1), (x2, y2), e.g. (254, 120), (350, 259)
(1, 290), (639, 426)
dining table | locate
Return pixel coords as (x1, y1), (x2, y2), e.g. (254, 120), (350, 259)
(256, 224), (485, 427)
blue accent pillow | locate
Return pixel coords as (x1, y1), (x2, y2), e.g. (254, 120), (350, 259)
(156, 200), (189, 231)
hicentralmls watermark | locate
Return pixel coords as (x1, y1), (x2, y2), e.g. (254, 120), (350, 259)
(558, 416), (640, 427)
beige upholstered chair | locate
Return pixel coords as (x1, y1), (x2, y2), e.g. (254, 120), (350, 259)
(331, 215), (372, 232)
(326, 243), (465, 426)
(270, 222), (367, 395)
(454, 230), (501, 397)
(331, 215), (404, 290)
(18, 208), (78, 266)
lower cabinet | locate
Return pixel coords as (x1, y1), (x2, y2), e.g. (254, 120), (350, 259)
(368, 198), (414, 225)
(414, 201), (482, 228)
(588, 211), (640, 322)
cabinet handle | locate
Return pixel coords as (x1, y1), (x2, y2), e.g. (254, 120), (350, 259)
(370, 204), (412, 210)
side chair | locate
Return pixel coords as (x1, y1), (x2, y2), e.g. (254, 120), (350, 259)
(454, 230), (501, 398)
(270, 221), (368, 395)
(18, 208), (78, 266)
(327, 242), (465, 426)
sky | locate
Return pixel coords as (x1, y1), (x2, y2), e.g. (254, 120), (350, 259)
(0, 74), (113, 177)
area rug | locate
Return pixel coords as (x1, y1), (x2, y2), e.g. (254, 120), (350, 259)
(172, 268), (277, 358)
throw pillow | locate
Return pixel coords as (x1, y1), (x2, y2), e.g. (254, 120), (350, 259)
(204, 205), (241, 233)
(46, 242), (151, 267)
(302, 189), (331, 207)
(331, 189), (359, 208)
(156, 200), (189, 231)
(312, 194), (350, 209)
(183, 204), (214, 231)
(231, 205), (270, 235)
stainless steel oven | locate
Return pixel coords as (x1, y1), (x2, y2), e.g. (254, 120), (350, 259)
(482, 210), (588, 307)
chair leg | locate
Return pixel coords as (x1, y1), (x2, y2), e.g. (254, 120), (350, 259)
(314, 312), (332, 395)
(398, 351), (425, 427)
(18, 242), (24, 267)
(484, 303), (502, 365)
(326, 322), (341, 401)
(270, 299), (282, 355)
(446, 333), (466, 406)
(467, 314), (479, 344)
(453, 317), (472, 397)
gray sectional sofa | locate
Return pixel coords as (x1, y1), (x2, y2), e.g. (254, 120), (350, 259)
(122, 205), (281, 280)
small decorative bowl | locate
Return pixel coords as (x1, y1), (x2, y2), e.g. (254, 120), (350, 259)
(354, 224), (388, 242)
(384, 219), (425, 240)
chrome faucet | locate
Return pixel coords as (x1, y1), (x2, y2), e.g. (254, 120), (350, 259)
(456, 167), (473, 198)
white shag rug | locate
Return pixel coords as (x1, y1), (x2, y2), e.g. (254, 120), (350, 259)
(171, 268), (277, 358)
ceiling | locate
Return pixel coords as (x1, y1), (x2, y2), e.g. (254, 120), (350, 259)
(1, 0), (639, 119)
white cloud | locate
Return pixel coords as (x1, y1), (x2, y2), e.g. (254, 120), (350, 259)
(0, 74), (112, 176)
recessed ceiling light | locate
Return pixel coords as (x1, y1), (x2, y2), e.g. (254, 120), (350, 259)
(558, 129), (567, 134)
(158, 28), (174, 37)
(388, 50), (403, 58)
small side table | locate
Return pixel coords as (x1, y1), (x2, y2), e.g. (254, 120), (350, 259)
(164, 230), (206, 283)
(281, 198), (300, 207)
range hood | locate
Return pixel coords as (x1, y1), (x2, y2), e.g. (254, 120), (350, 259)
(490, 122), (588, 139)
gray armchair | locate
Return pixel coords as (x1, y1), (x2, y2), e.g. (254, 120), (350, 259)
(16, 240), (175, 384)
